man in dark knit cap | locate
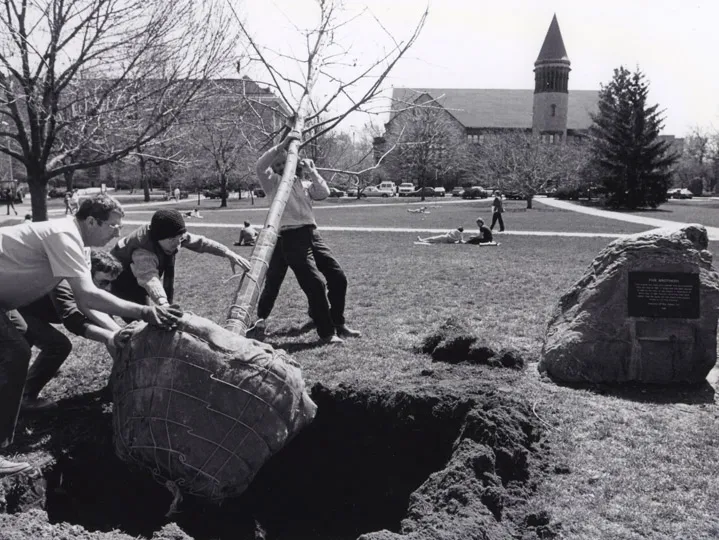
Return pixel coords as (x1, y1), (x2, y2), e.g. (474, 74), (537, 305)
(111, 209), (250, 308)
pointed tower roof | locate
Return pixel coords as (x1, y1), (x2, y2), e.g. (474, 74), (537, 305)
(535, 14), (570, 65)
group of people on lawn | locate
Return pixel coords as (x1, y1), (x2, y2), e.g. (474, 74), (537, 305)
(0, 130), (361, 477)
(417, 191), (505, 245)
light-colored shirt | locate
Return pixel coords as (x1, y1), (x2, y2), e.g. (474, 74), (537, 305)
(0, 217), (90, 310)
(446, 229), (463, 243)
(256, 144), (329, 230)
(126, 232), (231, 304)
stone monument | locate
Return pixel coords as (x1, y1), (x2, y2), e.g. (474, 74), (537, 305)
(539, 224), (719, 384)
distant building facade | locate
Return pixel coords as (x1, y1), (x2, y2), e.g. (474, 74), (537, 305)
(376, 15), (680, 155)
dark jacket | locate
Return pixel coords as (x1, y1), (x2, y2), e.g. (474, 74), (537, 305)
(18, 281), (90, 337)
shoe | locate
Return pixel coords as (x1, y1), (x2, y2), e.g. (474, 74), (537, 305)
(245, 319), (266, 340)
(0, 457), (32, 476)
(21, 397), (58, 412)
(319, 335), (344, 345)
(335, 325), (361, 338)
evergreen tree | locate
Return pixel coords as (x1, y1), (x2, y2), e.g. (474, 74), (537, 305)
(589, 67), (678, 208)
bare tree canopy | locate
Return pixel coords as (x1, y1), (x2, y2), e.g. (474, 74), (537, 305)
(224, 0), (427, 334)
(0, 0), (239, 219)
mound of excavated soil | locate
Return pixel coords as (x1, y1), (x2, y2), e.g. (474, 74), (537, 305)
(0, 383), (557, 540)
(417, 317), (526, 369)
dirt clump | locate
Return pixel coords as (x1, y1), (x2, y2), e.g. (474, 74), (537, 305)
(417, 317), (525, 370)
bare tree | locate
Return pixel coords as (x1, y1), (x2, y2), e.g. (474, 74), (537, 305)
(223, 0), (428, 334)
(0, 0), (238, 220)
(379, 102), (472, 200)
(476, 132), (591, 209)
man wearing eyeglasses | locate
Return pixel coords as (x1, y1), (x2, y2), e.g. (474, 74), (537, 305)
(0, 194), (183, 477)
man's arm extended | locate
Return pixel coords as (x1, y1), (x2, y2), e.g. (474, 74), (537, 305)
(66, 274), (181, 327)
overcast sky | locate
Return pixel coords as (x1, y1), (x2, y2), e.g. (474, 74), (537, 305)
(240, 0), (719, 138)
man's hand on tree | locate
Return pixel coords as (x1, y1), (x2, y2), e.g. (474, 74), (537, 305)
(227, 252), (251, 274)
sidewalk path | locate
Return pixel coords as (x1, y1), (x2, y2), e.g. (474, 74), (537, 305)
(536, 196), (719, 240)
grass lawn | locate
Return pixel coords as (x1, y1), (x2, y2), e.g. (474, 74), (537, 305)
(121, 197), (653, 235)
(4, 201), (719, 539)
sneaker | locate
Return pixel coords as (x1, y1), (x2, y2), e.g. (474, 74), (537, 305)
(0, 457), (32, 476)
(335, 325), (361, 338)
(245, 319), (266, 340)
(319, 335), (344, 345)
(21, 397), (58, 412)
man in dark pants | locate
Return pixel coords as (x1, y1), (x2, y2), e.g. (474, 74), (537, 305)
(252, 133), (360, 345)
(490, 191), (505, 232)
(17, 249), (124, 411)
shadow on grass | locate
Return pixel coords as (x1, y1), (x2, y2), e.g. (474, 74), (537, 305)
(545, 377), (715, 405)
(12, 387), (111, 457)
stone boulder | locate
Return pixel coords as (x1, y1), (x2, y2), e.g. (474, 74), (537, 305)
(539, 224), (719, 384)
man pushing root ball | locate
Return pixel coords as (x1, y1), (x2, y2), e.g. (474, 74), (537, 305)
(111, 209), (250, 310)
(0, 194), (182, 476)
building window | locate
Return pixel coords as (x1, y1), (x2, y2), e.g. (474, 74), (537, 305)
(551, 104), (556, 117)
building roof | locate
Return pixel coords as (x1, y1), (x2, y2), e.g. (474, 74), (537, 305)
(390, 88), (599, 130)
(536, 14), (570, 65)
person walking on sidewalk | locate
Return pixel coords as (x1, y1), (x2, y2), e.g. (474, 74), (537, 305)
(491, 191), (505, 232)
(252, 132), (361, 345)
(4, 188), (17, 216)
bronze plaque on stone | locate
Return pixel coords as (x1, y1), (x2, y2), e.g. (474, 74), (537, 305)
(628, 271), (700, 319)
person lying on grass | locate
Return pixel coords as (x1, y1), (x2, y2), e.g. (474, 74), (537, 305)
(464, 218), (494, 245)
(111, 209), (250, 311)
(417, 226), (464, 244)
(16, 250), (125, 412)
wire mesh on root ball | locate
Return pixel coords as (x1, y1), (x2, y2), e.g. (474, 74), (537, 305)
(109, 314), (317, 505)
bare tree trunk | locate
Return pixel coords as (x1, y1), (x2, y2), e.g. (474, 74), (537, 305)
(28, 174), (49, 221)
(220, 173), (228, 208)
(526, 195), (533, 209)
(225, 111), (313, 334)
(139, 156), (150, 202)
(63, 169), (75, 191)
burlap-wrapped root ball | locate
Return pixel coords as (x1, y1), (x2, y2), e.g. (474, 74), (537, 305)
(110, 313), (317, 501)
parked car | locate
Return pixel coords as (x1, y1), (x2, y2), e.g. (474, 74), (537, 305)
(253, 188), (266, 198)
(363, 186), (392, 197)
(346, 187), (364, 198)
(377, 181), (397, 196)
(328, 187), (346, 198)
(451, 187), (465, 197)
(409, 186), (437, 197)
(203, 189), (223, 199)
(48, 187), (68, 199)
(667, 188), (693, 199)
(504, 190), (525, 200)
(434, 187), (446, 197)
(462, 186), (489, 199)
(397, 182), (415, 197)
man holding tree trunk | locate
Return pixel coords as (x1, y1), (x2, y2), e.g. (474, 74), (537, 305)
(251, 133), (360, 345)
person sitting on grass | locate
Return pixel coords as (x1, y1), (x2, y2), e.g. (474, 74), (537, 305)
(110, 209), (250, 310)
(464, 218), (494, 245)
(16, 250), (125, 412)
(417, 226), (464, 244)
(234, 220), (259, 246)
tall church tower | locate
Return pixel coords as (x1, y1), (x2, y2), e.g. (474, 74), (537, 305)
(532, 15), (570, 141)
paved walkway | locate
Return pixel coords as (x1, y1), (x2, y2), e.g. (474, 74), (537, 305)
(536, 197), (719, 240)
